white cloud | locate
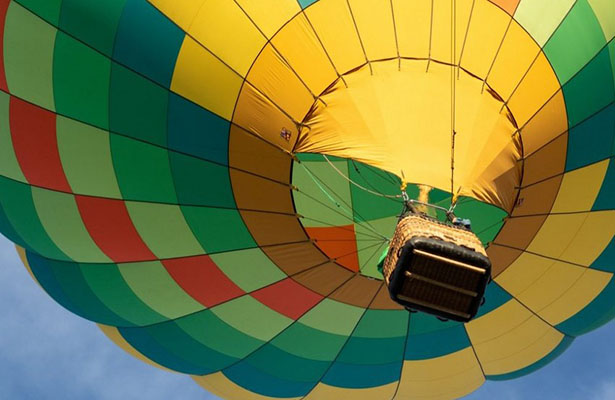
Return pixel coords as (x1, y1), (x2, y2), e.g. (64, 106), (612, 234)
(592, 381), (615, 400)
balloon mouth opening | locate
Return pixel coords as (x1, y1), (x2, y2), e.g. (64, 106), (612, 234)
(294, 58), (522, 214)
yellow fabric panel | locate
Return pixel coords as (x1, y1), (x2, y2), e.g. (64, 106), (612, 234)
(558, 211), (615, 266)
(588, 0), (615, 40)
(525, 213), (587, 260)
(486, 21), (540, 100)
(194, 373), (302, 400)
(149, 0), (205, 29)
(235, 0), (300, 38)
(459, 0), (511, 79)
(527, 212), (615, 266)
(97, 324), (173, 372)
(304, 382), (397, 400)
(271, 14), (338, 96)
(466, 299), (564, 375)
(246, 44), (314, 121)
(296, 59), (518, 211)
(506, 52), (560, 126)
(15, 245), (39, 287)
(516, 261), (585, 313)
(396, 348), (485, 400)
(305, 0), (367, 74)
(189, 0), (266, 76)
(392, 0), (431, 59)
(519, 91), (568, 156)
(495, 252), (560, 296)
(347, 0), (397, 61)
(551, 160), (610, 213)
(540, 268), (612, 325)
(429, 0), (474, 64)
(171, 36), (242, 120)
(233, 83), (299, 152)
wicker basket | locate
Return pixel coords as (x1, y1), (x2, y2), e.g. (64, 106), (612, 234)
(382, 213), (491, 322)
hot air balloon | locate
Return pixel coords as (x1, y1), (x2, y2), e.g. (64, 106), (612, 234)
(0, 0), (614, 398)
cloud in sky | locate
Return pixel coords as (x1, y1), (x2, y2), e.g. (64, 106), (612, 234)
(1, 234), (613, 399)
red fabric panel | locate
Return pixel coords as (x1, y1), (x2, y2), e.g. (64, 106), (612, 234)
(163, 255), (245, 307)
(9, 97), (71, 192)
(304, 225), (360, 272)
(252, 278), (322, 320)
(0, 0), (10, 91)
(75, 195), (156, 263)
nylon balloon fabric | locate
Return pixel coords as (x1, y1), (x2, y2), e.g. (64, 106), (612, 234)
(1, 0), (614, 399)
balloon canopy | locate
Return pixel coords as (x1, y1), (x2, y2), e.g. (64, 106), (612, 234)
(1, 0), (614, 398)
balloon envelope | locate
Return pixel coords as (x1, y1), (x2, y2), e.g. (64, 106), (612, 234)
(0, 0), (614, 399)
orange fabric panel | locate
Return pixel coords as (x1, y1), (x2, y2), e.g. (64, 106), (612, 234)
(304, 225), (360, 271)
(493, 215), (547, 249)
(487, 243), (523, 277)
(293, 262), (355, 296)
(520, 91), (568, 157)
(511, 175), (562, 217)
(329, 275), (382, 307)
(261, 242), (330, 275)
(369, 284), (404, 310)
(490, 0), (520, 15)
(521, 134), (568, 187)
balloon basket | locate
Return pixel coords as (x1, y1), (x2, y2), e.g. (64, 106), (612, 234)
(382, 213), (491, 322)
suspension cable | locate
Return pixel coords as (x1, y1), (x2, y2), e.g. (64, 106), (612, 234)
(450, 0), (458, 207)
(322, 155), (403, 199)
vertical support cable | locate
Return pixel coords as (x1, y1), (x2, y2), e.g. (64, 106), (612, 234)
(450, 0), (457, 204)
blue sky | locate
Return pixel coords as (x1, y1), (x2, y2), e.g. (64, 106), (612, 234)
(1, 234), (613, 400)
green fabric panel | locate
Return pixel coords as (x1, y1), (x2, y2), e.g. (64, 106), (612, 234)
(210, 248), (286, 292)
(337, 336), (406, 365)
(0, 91), (25, 182)
(125, 201), (204, 259)
(40, 256), (132, 326)
(119, 325), (207, 374)
(118, 260), (204, 319)
(0, 177), (68, 260)
(211, 296), (292, 342)
(80, 261), (167, 325)
(591, 238), (615, 273)
(31, 187), (110, 262)
(349, 161), (403, 222)
(353, 309), (409, 338)
(0, 201), (26, 248)
(110, 134), (177, 203)
(475, 282), (513, 319)
(543, 0), (607, 84)
(14, 0), (62, 25)
(175, 310), (264, 359)
(180, 206), (255, 254)
(112, 0), (184, 87)
(454, 197), (507, 245)
(406, 311), (462, 335)
(25, 251), (84, 316)
(299, 299), (363, 336)
(272, 322), (348, 361)
(405, 324), (470, 360)
(356, 216), (396, 278)
(59, 0), (126, 57)
(136, 320), (237, 373)
(238, 343), (329, 383)
(593, 157), (615, 210)
(293, 160), (355, 227)
(109, 63), (169, 146)
(562, 43), (615, 128)
(168, 93), (230, 165)
(4, 2), (56, 110)
(56, 117), (122, 198)
(52, 32), (111, 129)
(565, 104), (615, 171)
(168, 151), (235, 207)
(223, 360), (315, 398)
